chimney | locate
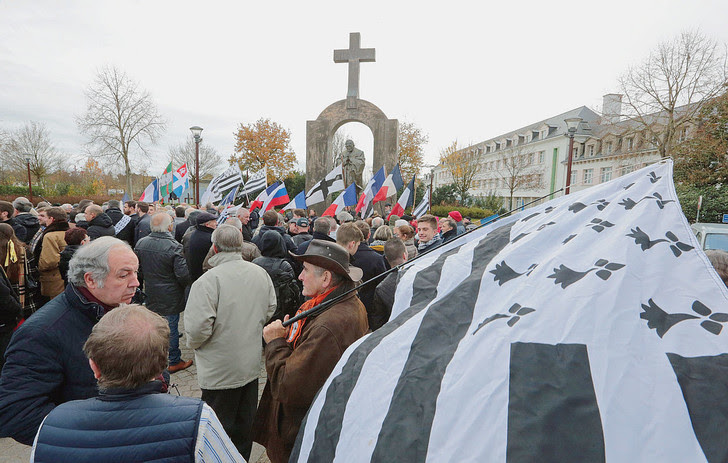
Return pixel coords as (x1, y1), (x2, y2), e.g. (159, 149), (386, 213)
(602, 94), (622, 125)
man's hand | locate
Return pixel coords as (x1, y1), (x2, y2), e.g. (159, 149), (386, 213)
(263, 315), (289, 343)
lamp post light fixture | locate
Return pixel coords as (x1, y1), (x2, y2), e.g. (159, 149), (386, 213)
(189, 126), (203, 205)
(25, 155), (33, 202)
(563, 117), (583, 195)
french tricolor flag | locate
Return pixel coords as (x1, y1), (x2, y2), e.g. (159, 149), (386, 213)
(138, 178), (159, 202)
(283, 191), (307, 211)
(387, 176), (416, 220)
(355, 167), (385, 217)
(322, 183), (358, 217)
(372, 163), (403, 204)
(262, 182), (290, 211)
(249, 182), (276, 211)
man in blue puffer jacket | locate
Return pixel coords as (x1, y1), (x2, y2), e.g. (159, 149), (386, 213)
(30, 304), (244, 463)
(0, 237), (140, 445)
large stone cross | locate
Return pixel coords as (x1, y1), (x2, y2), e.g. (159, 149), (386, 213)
(334, 32), (375, 109)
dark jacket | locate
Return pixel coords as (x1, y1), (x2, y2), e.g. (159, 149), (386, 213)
(185, 225), (214, 282)
(418, 235), (443, 254)
(253, 232), (300, 321)
(294, 231), (334, 256)
(352, 242), (387, 315)
(0, 266), (21, 332)
(1, 217), (26, 244)
(175, 218), (192, 243)
(105, 207), (135, 246)
(242, 223), (253, 242)
(372, 269), (399, 331)
(33, 381), (203, 463)
(253, 225), (296, 255)
(135, 231), (190, 316)
(0, 284), (108, 444)
(86, 213), (115, 240)
(291, 231), (312, 248)
(134, 213), (151, 245)
(441, 228), (458, 243)
(14, 213), (40, 245)
(58, 244), (80, 285)
(253, 287), (368, 463)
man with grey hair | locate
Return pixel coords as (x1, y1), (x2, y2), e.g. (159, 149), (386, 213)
(186, 224), (276, 459)
(12, 196), (39, 244)
(0, 236), (140, 444)
(203, 216), (261, 272)
(236, 207), (253, 242)
(295, 215), (336, 256)
(30, 304), (245, 462)
(85, 204), (115, 240)
(135, 212), (192, 373)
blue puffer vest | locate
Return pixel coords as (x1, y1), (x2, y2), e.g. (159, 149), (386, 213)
(33, 381), (204, 463)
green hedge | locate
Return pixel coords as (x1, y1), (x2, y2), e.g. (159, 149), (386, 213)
(430, 205), (495, 220)
(0, 185), (46, 196)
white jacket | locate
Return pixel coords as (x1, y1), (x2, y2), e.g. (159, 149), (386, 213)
(185, 252), (276, 390)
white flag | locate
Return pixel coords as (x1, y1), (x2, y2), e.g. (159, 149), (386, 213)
(292, 160), (728, 462)
(306, 165), (344, 206)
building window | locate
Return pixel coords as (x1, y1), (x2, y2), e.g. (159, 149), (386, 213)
(587, 145), (595, 157)
(571, 169), (578, 185)
(626, 137), (634, 150)
(538, 151), (545, 163)
(573, 146), (579, 158)
(583, 169), (593, 185)
(621, 164), (635, 175)
(679, 127), (688, 142)
(600, 167), (612, 183)
(605, 142), (613, 154)
(528, 153), (534, 165)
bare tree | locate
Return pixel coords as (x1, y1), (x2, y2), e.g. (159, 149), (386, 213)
(439, 140), (480, 203)
(0, 121), (63, 187)
(168, 136), (223, 188)
(496, 148), (543, 210)
(331, 129), (350, 165)
(77, 65), (166, 196)
(618, 30), (727, 158)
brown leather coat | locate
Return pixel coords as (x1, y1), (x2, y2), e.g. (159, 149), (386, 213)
(253, 288), (368, 463)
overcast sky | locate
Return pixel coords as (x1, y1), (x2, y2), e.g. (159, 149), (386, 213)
(2, 0), (727, 181)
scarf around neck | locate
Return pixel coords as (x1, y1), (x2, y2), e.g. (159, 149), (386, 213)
(285, 284), (340, 348)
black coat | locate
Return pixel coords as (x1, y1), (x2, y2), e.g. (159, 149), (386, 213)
(253, 225), (296, 255)
(135, 232), (190, 316)
(0, 266), (21, 331)
(86, 213), (115, 240)
(59, 244), (80, 285)
(1, 218), (27, 244)
(134, 214), (151, 246)
(175, 219), (192, 243)
(105, 207), (135, 246)
(14, 213), (40, 245)
(371, 269), (398, 331)
(185, 225), (214, 282)
(441, 228), (458, 243)
(352, 242), (387, 315)
(0, 284), (107, 444)
(295, 231), (334, 255)
(291, 231), (312, 248)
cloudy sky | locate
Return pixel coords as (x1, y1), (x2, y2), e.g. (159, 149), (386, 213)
(1, 0), (727, 181)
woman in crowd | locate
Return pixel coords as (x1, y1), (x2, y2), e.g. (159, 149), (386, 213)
(369, 225), (393, 255)
(394, 224), (418, 260)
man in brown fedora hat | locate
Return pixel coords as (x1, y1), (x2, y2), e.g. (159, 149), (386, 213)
(253, 239), (369, 463)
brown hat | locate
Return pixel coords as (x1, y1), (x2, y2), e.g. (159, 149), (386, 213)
(290, 239), (363, 281)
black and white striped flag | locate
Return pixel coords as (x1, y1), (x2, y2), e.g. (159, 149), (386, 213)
(412, 186), (430, 218)
(292, 160), (728, 462)
(241, 167), (267, 197)
(200, 164), (244, 205)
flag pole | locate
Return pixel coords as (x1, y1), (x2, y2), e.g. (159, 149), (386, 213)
(282, 189), (563, 328)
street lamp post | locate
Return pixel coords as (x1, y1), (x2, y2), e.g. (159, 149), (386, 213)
(564, 117), (583, 195)
(189, 126), (203, 206)
(25, 155), (33, 203)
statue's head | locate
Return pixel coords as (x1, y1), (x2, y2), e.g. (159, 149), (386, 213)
(345, 139), (354, 151)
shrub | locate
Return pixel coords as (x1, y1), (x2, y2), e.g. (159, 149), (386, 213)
(430, 205), (495, 220)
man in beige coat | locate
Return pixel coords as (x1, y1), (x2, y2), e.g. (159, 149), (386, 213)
(37, 207), (69, 299)
(185, 224), (276, 461)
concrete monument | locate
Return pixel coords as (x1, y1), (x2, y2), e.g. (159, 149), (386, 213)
(337, 139), (366, 190)
(306, 32), (398, 213)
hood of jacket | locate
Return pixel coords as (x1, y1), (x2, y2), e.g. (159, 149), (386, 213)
(259, 230), (287, 258)
(89, 213), (113, 228)
(105, 207), (124, 224)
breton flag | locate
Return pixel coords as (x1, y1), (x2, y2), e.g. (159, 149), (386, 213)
(292, 160), (728, 463)
(241, 167), (267, 196)
(262, 182), (290, 211)
(372, 163), (404, 204)
(283, 191), (307, 211)
(306, 165), (345, 206)
(172, 164), (189, 199)
(387, 176), (416, 220)
(249, 182), (277, 211)
(138, 178), (159, 202)
(322, 183), (358, 217)
(159, 162), (174, 198)
(218, 185), (239, 208)
(201, 164), (244, 205)
(355, 167), (385, 218)
(412, 186), (431, 218)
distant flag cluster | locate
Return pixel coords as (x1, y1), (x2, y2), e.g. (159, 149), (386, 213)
(137, 162), (190, 203)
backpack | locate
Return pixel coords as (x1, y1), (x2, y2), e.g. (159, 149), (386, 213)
(259, 258), (303, 322)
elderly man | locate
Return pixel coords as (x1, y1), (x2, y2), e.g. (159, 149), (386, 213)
(203, 217), (261, 272)
(186, 224), (276, 460)
(30, 304), (245, 462)
(440, 216), (458, 243)
(416, 214), (443, 253)
(236, 207), (253, 242)
(12, 197), (40, 244)
(0, 237), (139, 444)
(253, 239), (368, 463)
(135, 212), (193, 373)
(84, 204), (115, 240)
(295, 215), (335, 255)
(185, 211), (218, 282)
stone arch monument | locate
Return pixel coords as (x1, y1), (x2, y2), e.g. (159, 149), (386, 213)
(306, 32), (398, 213)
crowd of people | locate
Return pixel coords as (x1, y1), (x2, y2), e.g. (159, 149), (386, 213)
(0, 195), (479, 462)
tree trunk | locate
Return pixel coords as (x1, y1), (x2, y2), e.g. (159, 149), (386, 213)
(125, 159), (133, 198)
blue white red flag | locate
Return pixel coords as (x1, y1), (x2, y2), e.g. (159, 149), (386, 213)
(283, 191), (307, 211)
(322, 183), (358, 217)
(138, 178), (159, 202)
(372, 163), (404, 204)
(387, 176), (415, 220)
(262, 182), (290, 211)
(355, 167), (385, 218)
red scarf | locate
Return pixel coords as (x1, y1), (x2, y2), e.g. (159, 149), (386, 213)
(285, 285), (339, 348)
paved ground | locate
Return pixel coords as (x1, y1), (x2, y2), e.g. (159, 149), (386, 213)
(0, 314), (270, 462)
